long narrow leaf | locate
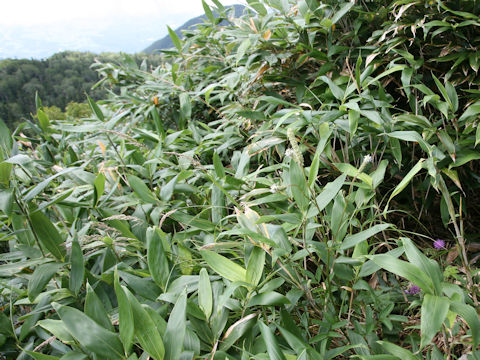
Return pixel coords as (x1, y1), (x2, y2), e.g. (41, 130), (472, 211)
(200, 250), (246, 283)
(369, 254), (434, 293)
(420, 294), (450, 349)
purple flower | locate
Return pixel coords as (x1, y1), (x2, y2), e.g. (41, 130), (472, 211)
(433, 239), (446, 250)
(405, 285), (421, 295)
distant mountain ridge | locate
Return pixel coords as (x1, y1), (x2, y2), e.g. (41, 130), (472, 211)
(143, 4), (246, 53)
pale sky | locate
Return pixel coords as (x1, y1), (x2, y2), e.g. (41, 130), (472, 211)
(0, 0), (244, 58)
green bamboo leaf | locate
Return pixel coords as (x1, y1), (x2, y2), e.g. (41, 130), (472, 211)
(20, 296), (51, 341)
(259, 95), (298, 108)
(160, 174), (178, 201)
(211, 0), (225, 11)
(445, 81), (458, 112)
(198, 268), (213, 320)
(449, 302), (480, 347)
(124, 288), (165, 360)
(127, 174), (157, 203)
(37, 109), (50, 132)
(99, 208), (137, 240)
(371, 160), (388, 189)
(449, 150), (480, 168)
(359, 110), (384, 125)
(28, 262), (62, 301)
(308, 146), (321, 188)
(277, 325), (307, 354)
(390, 137), (402, 167)
(355, 55), (362, 91)
(402, 237), (442, 295)
(437, 130), (455, 159)
(24, 167), (77, 202)
(319, 75), (344, 100)
(331, 2), (354, 24)
(0, 258), (49, 277)
(246, 246), (265, 287)
(377, 341), (418, 360)
(34, 91), (43, 111)
(220, 313), (258, 351)
(118, 270), (161, 301)
(114, 269), (134, 355)
(401, 67), (413, 100)
(325, 344), (368, 359)
(53, 303), (124, 360)
(458, 102), (480, 122)
(0, 118), (12, 152)
(29, 209), (66, 260)
(171, 211), (215, 231)
(0, 161), (12, 187)
(259, 321), (287, 360)
(200, 250), (246, 283)
(164, 289), (187, 360)
(85, 283), (113, 331)
(340, 224), (391, 250)
(177, 244), (193, 275)
(147, 227), (170, 290)
(335, 163), (372, 187)
(247, 292), (291, 307)
(365, 65), (406, 88)
(202, 0), (215, 22)
(420, 294), (450, 349)
(246, 0), (267, 15)
(476, 125), (480, 147)
(388, 159), (425, 204)
(69, 239), (84, 296)
(144, 306), (167, 337)
(348, 109), (359, 136)
(211, 183), (225, 224)
(213, 151), (226, 178)
(0, 188), (13, 216)
(289, 159), (308, 212)
(37, 319), (74, 344)
(317, 122), (332, 158)
(236, 39), (251, 65)
(432, 73), (453, 111)
(370, 254), (434, 293)
(387, 131), (431, 153)
(150, 107), (165, 138)
(0, 312), (13, 337)
(396, 114), (432, 128)
(441, 168), (462, 191)
(87, 95), (104, 122)
(93, 173), (106, 207)
(59, 352), (88, 359)
(25, 351), (59, 360)
(167, 26), (182, 51)
(316, 173), (346, 211)
(179, 93), (191, 127)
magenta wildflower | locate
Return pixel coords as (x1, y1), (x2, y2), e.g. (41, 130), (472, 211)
(433, 239), (446, 250)
(405, 285), (421, 295)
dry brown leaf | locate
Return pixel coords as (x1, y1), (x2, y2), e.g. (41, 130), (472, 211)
(263, 29), (271, 40)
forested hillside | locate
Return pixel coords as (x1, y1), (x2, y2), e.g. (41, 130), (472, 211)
(0, 52), (161, 129)
(1, 0), (480, 359)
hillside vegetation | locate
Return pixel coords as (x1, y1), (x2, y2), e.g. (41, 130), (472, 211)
(0, 52), (161, 129)
(1, 0), (480, 359)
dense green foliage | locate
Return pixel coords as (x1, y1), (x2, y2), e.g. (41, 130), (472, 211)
(0, 51), (161, 129)
(1, 0), (480, 359)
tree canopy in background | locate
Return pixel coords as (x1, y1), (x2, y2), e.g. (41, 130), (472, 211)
(0, 51), (162, 129)
(1, 0), (480, 359)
